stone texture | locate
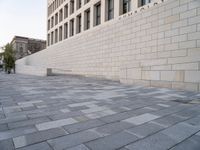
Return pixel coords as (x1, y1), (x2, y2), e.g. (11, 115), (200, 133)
(48, 130), (101, 150)
(17, 142), (53, 150)
(123, 113), (160, 125)
(36, 118), (78, 131)
(0, 72), (200, 150)
(13, 128), (66, 148)
(86, 131), (138, 150)
(16, 0), (200, 92)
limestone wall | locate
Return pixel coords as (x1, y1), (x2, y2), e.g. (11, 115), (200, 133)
(16, 0), (200, 91)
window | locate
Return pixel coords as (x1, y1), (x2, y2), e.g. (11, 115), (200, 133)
(77, 0), (82, 9)
(59, 9), (63, 22)
(59, 26), (63, 41)
(123, 0), (131, 14)
(48, 20), (50, 30)
(51, 31), (54, 45)
(48, 34), (50, 46)
(70, 19), (74, 36)
(84, 9), (90, 30)
(64, 4), (68, 18)
(55, 29), (58, 43)
(141, 0), (151, 6)
(70, 0), (75, 14)
(64, 22), (68, 39)
(85, 0), (90, 4)
(94, 2), (101, 26)
(55, 13), (58, 25)
(55, 0), (58, 8)
(77, 14), (81, 33)
(106, 0), (114, 21)
(51, 16), (54, 28)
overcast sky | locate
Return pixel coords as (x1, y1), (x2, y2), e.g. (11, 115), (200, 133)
(0, 0), (47, 51)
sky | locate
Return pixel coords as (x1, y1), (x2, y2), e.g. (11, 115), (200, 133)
(0, 0), (47, 52)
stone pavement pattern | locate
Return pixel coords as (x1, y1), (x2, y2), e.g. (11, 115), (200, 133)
(0, 73), (200, 150)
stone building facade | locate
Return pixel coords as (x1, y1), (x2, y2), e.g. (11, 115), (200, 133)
(11, 36), (46, 59)
(16, 0), (200, 92)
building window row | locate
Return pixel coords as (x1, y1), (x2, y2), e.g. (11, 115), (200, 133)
(48, 0), (152, 46)
(48, 0), (65, 16)
(48, 0), (91, 17)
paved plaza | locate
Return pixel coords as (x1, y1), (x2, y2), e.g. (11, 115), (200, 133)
(0, 73), (200, 150)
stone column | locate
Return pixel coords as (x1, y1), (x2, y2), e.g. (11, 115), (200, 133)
(81, 12), (84, 32)
(91, 5), (94, 28)
(101, 0), (106, 24)
(114, 0), (120, 17)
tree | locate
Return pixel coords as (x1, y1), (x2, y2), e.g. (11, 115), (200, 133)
(3, 43), (15, 74)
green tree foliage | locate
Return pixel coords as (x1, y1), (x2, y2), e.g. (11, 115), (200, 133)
(3, 43), (15, 73)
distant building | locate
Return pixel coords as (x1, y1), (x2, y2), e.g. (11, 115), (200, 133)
(11, 36), (46, 60)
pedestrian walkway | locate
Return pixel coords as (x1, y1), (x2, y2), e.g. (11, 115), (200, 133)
(0, 73), (200, 150)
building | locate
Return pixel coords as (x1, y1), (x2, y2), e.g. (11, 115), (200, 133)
(47, 0), (152, 46)
(16, 0), (200, 92)
(11, 36), (46, 59)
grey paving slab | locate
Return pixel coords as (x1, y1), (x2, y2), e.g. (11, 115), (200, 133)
(123, 113), (160, 125)
(151, 114), (187, 127)
(64, 119), (105, 133)
(0, 73), (200, 150)
(125, 132), (177, 150)
(162, 122), (200, 142)
(0, 124), (8, 131)
(16, 142), (53, 150)
(126, 122), (165, 138)
(36, 118), (78, 131)
(8, 117), (51, 129)
(93, 121), (134, 136)
(0, 139), (15, 150)
(47, 130), (101, 150)
(13, 128), (67, 148)
(170, 135), (200, 150)
(65, 144), (90, 150)
(0, 126), (37, 141)
(85, 131), (138, 150)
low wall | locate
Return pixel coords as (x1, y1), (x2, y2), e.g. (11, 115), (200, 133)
(15, 64), (52, 76)
(16, 0), (200, 91)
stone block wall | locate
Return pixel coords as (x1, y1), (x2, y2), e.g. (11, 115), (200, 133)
(16, 0), (200, 91)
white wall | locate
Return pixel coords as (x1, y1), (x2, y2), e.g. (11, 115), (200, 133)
(16, 0), (200, 91)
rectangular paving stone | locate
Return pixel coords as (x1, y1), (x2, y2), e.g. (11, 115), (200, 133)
(157, 103), (170, 108)
(17, 142), (53, 150)
(68, 101), (98, 107)
(36, 118), (78, 131)
(126, 122), (165, 138)
(123, 113), (160, 125)
(49, 111), (84, 121)
(13, 128), (67, 148)
(82, 106), (107, 114)
(64, 119), (105, 133)
(99, 111), (135, 123)
(86, 131), (138, 150)
(162, 122), (200, 142)
(18, 100), (43, 107)
(94, 121), (134, 136)
(0, 139), (15, 150)
(0, 126), (37, 141)
(125, 132), (177, 150)
(60, 108), (70, 113)
(170, 135), (200, 150)
(0, 124), (8, 131)
(0, 115), (27, 125)
(8, 117), (51, 129)
(48, 130), (101, 150)
(65, 144), (90, 150)
(151, 114), (187, 127)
